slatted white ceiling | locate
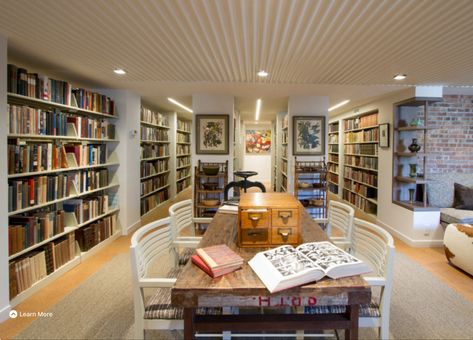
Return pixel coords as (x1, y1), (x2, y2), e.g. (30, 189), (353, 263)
(1, 0), (473, 117)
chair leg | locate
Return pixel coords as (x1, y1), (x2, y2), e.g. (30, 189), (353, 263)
(134, 319), (144, 339)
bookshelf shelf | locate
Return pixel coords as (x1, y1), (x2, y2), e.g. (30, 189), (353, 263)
(141, 156), (170, 162)
(140, 120), (170, 129)
(140, 170), (171, 181)
(176, 118), (192, 194)
(8, 134), (118, 142)
(140, 184), (170, 199)
(8, 162), (119, 179)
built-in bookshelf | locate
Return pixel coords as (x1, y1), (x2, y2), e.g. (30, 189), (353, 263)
(280, 114), (289, 192)
(176, 118), (192, 194)
(140, 107), (170, 216)
(6, 64), (120, 305)
(342, 110), (379, 216)
(327, 121), (340, 195)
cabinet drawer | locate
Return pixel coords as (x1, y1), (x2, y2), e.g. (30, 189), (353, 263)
(271, 209), (298, 227)
(240, 228), (269, 246)
(271, 226), (299, 245)
(240, 209), (270, 229)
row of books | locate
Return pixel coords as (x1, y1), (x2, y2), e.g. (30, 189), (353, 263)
(345, 129), (379, 143)
(141, 144), (169, 159)
(9, 210), (66, 256)
(344, 167), (378, 187)
(177, 120), (191, 132)
(176, 167), (190, 180)
(328, 123), (339, 133)
(8, 104), (116, 139)
(9, 233), (76, 299)
(75, 169), (109, 193)
(328, 163), (339, 174)
(344, 155), (378, 170)
(345, 143), (378, 155)
(328, 134), (339, 144)
(191, 244), (243, 278)
(176, 177), (191, 193)
(63, 195), (110, 225)
(177, 132), (190, 143)
(344, 112), (378, 130)
(281, 144), (287, 157)
(328, 154), (339, 163)
(177, 144), (190, 155)
(140, 189), (169, 215)
(140, 126), (169, 141)
(8, 64), (116, 115)
(329, 144), (339, 154)
(140, 160), (168, 177)
(8, 143), (108, 174)
(327, 172), (338, 184)
(344, 179), (378, 199)
(141, 107), (169, 127)
(342, 190), (378, 214)
(75, 214), (117, 252)
(177, 156), (191, 167)
(141, 175), (169, 196)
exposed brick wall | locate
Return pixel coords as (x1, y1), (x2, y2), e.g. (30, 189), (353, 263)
(427, 95), (473, 173)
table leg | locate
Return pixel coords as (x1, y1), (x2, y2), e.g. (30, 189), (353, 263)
(184, 308), (195, 339)
(345, 304), (359, 340)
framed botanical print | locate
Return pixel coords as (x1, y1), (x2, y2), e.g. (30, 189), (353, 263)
(292, 116), (325, 156)
(195, 114), (229, 154)
(379, 123), (389, 148)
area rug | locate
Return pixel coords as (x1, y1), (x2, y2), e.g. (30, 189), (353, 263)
(15, 251), (473, 339)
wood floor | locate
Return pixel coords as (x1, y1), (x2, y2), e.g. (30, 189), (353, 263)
(0, 187), (472, 338)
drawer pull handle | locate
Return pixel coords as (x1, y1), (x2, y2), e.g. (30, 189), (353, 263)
(278, 228), (292, 242)
(248, 230), (264, 236)
(278, 211), (292, 224)
(248, 212), (263, 227)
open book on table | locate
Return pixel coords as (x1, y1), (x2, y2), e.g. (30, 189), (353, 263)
(248, 241), (371, 293)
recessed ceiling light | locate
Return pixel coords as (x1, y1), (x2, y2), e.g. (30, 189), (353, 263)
(255, 99), (262, 121)
(328, 100), (350, 112)
(114, 69), (126, 75)
(257, 70), (268, 77)
(393, 74), (407, 80)
(167, 98), (193, 113)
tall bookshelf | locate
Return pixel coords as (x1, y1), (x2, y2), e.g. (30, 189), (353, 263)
(176, 118), (192, 194)
(6, 64), (120, 305)
(280, 114), (289, 192)
(139, 107), (170, 216)
(327, 121), (340, 195)
(342, 110), (379, 216)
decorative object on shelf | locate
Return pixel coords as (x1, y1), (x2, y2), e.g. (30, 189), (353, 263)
(245, 129), (271, 154)
(379, 123), (390, 148)
(292, 116), (325, 156)
(408, 138), (421, 153)
(408, 188), (416, 203)
(202, 165), (220, 176)
(196, 114), (229, 154)
(294, 158), (327, 219)
(409, 164), (417, 178)
(409, 117), (422, 127)
(202, 199), (220, 206)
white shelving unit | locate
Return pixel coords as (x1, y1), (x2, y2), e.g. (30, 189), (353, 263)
(176, 118), (192, 194)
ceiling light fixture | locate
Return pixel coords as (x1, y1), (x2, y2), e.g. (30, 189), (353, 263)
(257, 70), (268, 77)
(328, 99), (350, 112)
(113, 69), (126, 75)
(393, 74), (407, 80)
(167, 98), (193, 113)
(255, 99), (262, 121)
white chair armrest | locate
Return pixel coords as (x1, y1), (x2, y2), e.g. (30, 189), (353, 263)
(138, 278), (176, 288)
(363, 276), (386, 286)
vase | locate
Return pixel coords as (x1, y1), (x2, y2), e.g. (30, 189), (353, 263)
(409, 164), (417, 178)
(408, 188), (416, 203)
(408, 138), (421, 153)
(409, 118), (422, 127)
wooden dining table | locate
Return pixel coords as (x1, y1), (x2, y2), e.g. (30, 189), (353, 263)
(171, 207), (371, 339)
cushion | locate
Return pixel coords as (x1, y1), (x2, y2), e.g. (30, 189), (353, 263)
(453, 183), (473, 210)
(428, 173), (473, 208)
(304, 302), (380, 318)
(178, 247), (195, 266)
(440, 208), (473, 225)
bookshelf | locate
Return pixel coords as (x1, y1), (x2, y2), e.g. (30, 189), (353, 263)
(176, 118), (192, 194)
(6, 64), (121, 305)
(342, 110), (379, 217)
(280, 114), (289, 192)
(139, 107), (170, 216)
(327, 121), (340, 195)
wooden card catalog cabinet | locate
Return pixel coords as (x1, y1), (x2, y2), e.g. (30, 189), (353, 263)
(238, 193), (301, 247)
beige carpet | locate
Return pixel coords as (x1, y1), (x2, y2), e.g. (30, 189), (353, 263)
(15, 251), (473, 339)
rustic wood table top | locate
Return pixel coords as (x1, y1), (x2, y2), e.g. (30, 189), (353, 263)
(171, 208), (371, 308)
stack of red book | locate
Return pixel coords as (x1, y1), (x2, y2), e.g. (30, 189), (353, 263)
(191, 244), (244, 278)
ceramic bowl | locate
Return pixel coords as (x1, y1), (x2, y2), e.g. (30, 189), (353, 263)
(299, 182), (311, 189)
(202, 199), (220, 206)
(202, 166), (220, 176)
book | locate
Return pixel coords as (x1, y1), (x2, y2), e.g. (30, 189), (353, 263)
(191, 254), (241, 278)
(195, 244), (243, 271)
(248, 241), (371, 293)
(217, 204), (238, 214)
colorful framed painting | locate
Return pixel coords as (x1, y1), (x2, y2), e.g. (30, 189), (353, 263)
(195, 114), (229, 154)
(245, 129), (271, 154)
(292, 116), (325, 156)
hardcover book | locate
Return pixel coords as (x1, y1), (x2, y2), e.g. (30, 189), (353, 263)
(195, 244), (243, 271)
(248, 241), (371, 293)
(191, 254), (241, 278)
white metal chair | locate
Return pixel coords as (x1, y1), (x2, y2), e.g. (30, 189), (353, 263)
(168, 199), (212, 266)
(351, 218), (395, 339)
(315, 200), (355, 249)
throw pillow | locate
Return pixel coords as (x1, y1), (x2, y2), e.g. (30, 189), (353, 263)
(453, 183), (473, 210)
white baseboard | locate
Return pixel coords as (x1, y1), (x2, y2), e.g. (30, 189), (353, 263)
(376, 219), (444, 248)
(0, 303), (11, 323)
(126, 219), (141, 235)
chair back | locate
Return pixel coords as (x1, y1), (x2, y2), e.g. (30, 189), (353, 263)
(169, 199), (193, 238)
(130, 217), (173, 280)
(327, 200), (355, 241)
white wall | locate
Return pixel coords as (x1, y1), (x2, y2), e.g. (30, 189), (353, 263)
(330, 87), (443, 247)
(243, 123), (272, 183)
(0, 35), (10, 322)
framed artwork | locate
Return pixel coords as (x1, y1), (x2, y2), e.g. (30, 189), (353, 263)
(292, 116), (325, 156)
(195, 114), (229, 154)
(379, 123), (389, 148)
(245, 129), (271, 154)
